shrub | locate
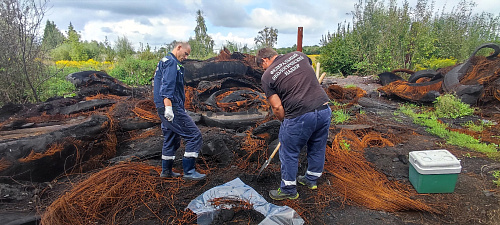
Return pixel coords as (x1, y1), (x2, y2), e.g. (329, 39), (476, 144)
(414, 57), (458, 71)
(433, 94), (475, 119)
(108, 57), (157, 86)
(320, 0), (500, 75)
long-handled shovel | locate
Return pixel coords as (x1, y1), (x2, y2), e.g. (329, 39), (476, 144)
(256, 72), (326, 179)
(256, 142), (280, 178)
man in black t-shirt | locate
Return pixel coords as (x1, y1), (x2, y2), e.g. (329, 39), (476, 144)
(257, 47), (331, 200)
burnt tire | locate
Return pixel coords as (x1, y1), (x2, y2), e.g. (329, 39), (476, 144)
(378, 72), (404, 86)
(201, 109), (268, 130)
(408, 70), (442, 83)
(442, 43), (499, 105)
(66, 70), (132, 97)
(183, 60), (250, 86)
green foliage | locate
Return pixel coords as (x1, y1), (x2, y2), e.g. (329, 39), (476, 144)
(137, 43), (160, 60)
(223, 41), (251, 53)
(275, 45), (320, 55)
(66, 23), (88, 61)
(462, 153), (476, 158)
(331, 109), (350, 124)
(0, 0), (49, 104)
(255, 26), (278, 48)
(340, 140), (351, 151)
(493, 171), (500, 186)
(320, 0), (500, 75)
(37, 65), (79, 101)
(42, 20), (66, 50)
(50, 43), (72, 61)
(39, 75), (76, 101)
(190, 10), (215, 59)
(320, 36), (357, 76)
(399, 104), (498, 155)
(102, 37), (116, 62)
(115, 36), (135, 60)
(82, 40), (104, 61)
(189, 39), (218, 60)
(302, 46), (321, 55)
(108, 56), (157, 86)
(50, 23), (107, 62)
(463, 121), (484, 132)
(433, 94), (475, 119)
(463, 120), (493, 132)
(414, 57), (457, 71)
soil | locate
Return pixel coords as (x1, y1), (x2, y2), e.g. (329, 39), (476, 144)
(1, 75), (500, 225)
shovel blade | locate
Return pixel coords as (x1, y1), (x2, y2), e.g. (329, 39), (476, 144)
(257, 159), (271, 178)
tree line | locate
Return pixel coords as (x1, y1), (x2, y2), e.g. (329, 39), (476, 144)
(0, 2), (283, 106)
(319, 0), (500, 76)
(1, 0), (499, 106)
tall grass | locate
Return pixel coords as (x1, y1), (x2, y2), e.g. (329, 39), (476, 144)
(320, 0), (500, 76)
(38, 57), (157, 101)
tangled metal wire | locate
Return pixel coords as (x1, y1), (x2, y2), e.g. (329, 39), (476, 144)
(40, 162), (197, 225)
(324, 129), (437, 212)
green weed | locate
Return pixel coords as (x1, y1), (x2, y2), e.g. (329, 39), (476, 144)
(493, 171), (500, 187)
(332, 109), (350, 124)
(329, 100), (344, 107)
(433, 94), (475, 119)
(463, 121), (483, 132)
(398, 103), (498, 156)
(340, 140), (351, 151)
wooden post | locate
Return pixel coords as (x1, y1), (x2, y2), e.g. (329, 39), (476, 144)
(316, 62), (320, 79)
(297, 27), (303, 52)
(318, 72), (327, 84)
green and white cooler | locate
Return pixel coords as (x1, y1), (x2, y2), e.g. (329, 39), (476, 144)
(409, 149), (462, 193)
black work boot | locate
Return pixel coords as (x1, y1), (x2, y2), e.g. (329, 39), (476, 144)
(297, 175), (318, 190)
(182, 157), (206, 181)
(269, 188), (299, 200)
(160, 159), (181, 178)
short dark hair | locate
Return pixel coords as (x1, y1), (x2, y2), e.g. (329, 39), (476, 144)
(256, 47), (278, 67)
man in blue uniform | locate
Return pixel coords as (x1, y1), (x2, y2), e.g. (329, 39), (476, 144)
(153, 42), (206, 180)
(256, 47), (331, 200)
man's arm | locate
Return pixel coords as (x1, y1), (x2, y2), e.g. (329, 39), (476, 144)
(159, 59), (177, 104)
(268, 94), (285, 121)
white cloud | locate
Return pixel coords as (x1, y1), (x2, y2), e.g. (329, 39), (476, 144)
(81, 17), (194, 50)
(249, 8), (317, 33)
(44, 0), (500, 52)
(211, 32), (255, 50)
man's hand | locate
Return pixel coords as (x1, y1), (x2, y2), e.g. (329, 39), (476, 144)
(164, 106), (174, 121)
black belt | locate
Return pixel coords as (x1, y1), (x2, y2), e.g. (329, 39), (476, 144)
(309, 104), (329, 113)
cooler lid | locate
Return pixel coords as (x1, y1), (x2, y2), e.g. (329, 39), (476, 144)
(409, 150), (462, 174)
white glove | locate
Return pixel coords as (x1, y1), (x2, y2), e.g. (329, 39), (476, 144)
(164, 106), (174, 122)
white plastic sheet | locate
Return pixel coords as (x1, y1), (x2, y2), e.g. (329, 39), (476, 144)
(186, 178), (304, 225)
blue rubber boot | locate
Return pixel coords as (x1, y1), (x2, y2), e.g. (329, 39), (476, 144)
(182, 157), (206, 181)
(160, 160), (180, 178)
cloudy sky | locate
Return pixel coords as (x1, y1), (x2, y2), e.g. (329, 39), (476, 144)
(44, 0), (500, 51)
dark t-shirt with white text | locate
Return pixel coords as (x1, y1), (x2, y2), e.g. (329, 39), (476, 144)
(261, 51), (330, 119)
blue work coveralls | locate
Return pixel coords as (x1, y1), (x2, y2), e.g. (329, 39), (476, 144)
(279, 106), (331, 194)
(153, 53), (202, 160)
